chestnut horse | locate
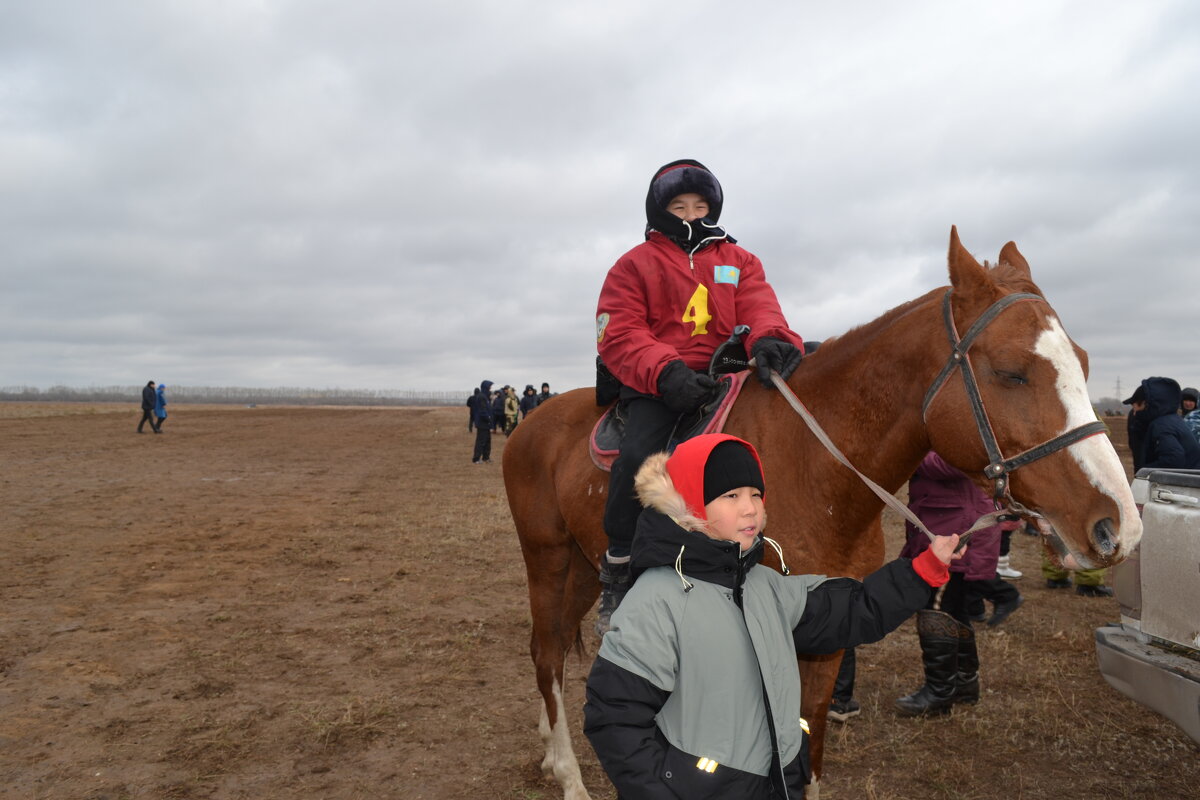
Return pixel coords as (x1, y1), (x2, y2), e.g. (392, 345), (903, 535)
(502, 228), (1141, 800)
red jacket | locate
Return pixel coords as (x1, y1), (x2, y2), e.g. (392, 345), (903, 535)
(596, 232), (803, 395)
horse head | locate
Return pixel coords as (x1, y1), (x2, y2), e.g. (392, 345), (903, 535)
(923, 227), (1142, 568)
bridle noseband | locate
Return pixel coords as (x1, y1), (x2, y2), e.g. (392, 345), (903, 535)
(921, 289), (1108, 503)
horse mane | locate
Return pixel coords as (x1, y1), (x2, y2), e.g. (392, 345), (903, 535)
(803, 260), (1044, 362)
(801, 289), (938, 362)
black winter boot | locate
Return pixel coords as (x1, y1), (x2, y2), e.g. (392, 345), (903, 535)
(595, 553), (632, 637)
(954, 624), (980, 705)
(895, 610), (961, 717)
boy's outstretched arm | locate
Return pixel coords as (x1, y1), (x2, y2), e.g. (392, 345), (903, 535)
(791, 537), (963, 655)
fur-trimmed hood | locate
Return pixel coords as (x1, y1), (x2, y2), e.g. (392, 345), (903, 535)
(630, 437), (788, 589)
(634, 451), (709, 534)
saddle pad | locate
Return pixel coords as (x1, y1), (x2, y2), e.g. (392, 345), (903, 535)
(589, 370), (752, 472)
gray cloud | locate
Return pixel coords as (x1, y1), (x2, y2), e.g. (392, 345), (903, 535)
(2, 0), (1197, 401)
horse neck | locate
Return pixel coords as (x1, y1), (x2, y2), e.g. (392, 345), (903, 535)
(740, 291), (947, 535)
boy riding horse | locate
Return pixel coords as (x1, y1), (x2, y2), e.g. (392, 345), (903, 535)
(594, 158), (805, 635)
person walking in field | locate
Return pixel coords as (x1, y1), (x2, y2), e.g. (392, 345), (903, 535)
(154, 383), (168, 433)
(137, 380), (159, 434)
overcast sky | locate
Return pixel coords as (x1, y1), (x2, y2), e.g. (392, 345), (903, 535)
(3, 1), (1197, 402)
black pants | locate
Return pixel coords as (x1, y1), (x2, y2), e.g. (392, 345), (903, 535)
(969, 575), (1020, 607)
(931, 572), (974, 627)
(138, 409), (158, 432)
(472, 424), (491, 462)
(603, 396), (681, 556)
(833, 646), (857, 703)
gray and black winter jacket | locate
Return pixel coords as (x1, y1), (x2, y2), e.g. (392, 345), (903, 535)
(584, 452), (936, 799)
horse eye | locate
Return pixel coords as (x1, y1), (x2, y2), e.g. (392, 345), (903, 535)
(995, 370), (1028, 385)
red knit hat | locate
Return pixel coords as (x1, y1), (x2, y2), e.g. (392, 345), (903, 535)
(665, 434), (765, 520)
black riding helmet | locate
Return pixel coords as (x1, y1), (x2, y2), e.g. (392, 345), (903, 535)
(644, 159), (729, 248)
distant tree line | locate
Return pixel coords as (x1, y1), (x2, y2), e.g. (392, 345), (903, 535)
(0, 385), (464, 407)
(1093, 397), (1128, 416)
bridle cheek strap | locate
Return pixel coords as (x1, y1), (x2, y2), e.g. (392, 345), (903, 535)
(922, 289), (1108, 502)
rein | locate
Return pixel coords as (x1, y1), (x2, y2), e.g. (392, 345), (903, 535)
(764, 367), (1008, 546)
(759, 288), (1105, 550)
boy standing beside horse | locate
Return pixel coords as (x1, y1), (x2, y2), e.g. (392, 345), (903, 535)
(584, 434), (962, 798)
(594, 159), (805, 634)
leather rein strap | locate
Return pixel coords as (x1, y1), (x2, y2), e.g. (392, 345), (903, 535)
(764, 367), (1006, 545)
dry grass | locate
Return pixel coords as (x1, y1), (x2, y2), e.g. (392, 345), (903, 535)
(0, 405), (1195, 800)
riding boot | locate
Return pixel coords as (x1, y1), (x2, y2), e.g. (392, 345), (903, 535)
(595, 553), (632, 637)
(895, 610), (960, 717)
(954, 624), (980, 705)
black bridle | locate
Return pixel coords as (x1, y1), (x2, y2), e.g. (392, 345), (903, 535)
(922, 289), (1109, 503)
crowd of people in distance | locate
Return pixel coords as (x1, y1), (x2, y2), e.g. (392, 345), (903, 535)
(466, 381), (555, 464)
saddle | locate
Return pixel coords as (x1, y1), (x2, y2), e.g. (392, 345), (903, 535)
(589, 370), (752, 472)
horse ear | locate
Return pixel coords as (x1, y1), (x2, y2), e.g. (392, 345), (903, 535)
(946, 226), (994, 301)
(998, 241), (1031, 276)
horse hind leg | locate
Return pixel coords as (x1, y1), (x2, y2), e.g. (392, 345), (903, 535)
(529, 539), (599, 800)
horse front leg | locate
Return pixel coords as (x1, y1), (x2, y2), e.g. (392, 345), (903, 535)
(798, 651), (842, 800)
(535, 668), (590, 800)
(528, 540), (598, 800)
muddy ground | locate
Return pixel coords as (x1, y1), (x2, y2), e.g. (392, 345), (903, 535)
(1, 404), (1196, 799)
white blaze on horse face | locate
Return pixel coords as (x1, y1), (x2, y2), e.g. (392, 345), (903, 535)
(1034, 317), (1142, 551)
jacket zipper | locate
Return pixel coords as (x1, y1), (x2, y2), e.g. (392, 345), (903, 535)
(733, 555), (792, 799)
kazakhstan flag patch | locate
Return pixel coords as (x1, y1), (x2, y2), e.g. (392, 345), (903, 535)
(714, 265), (740, 286)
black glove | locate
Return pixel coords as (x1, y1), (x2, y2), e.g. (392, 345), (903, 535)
(751, 336), (803, 387)
(656, 360), (717, 415)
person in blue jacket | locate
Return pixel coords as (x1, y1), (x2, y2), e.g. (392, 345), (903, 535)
(1181, 387), (1200, 442)
(1134, 377), (1200, 469)
(154, 383), (168, 433)
(519, 385), (540, 418)
(490, 387), (505, 433)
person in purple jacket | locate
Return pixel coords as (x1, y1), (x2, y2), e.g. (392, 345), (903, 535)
(894, 451), (1016, 717)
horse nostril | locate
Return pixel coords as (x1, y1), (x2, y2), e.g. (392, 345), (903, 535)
(1092, 518), (1118, 557)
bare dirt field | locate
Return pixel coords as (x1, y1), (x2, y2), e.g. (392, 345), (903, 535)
(1, 403), (1196, 799)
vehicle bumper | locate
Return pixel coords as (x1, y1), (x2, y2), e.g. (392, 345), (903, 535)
(1095, 625), (1200, 745)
